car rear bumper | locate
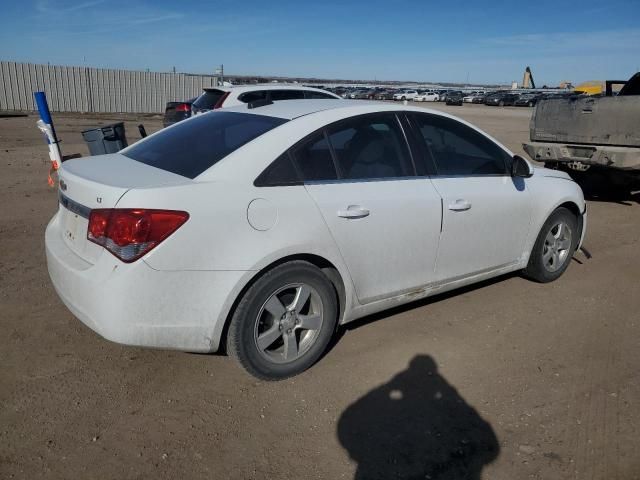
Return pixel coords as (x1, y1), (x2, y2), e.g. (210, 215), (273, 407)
(45, 213), (246, 353)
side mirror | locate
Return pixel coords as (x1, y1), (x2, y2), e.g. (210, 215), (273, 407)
(512, 155), (533, 178)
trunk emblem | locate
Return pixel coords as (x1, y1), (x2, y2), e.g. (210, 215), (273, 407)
(97, 197), (102, 204)
(59, 180), (67, 191)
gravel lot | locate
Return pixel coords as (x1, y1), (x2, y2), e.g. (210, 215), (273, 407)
(1, 104), (639, 479)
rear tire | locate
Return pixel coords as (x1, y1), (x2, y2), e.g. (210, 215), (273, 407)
(522, 207), (578, 283)
(227, 261), (338, 381)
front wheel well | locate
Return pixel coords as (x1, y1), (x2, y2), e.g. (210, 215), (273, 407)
(557, 201), (581, 218)
(218, 254), (346, 354)
(556, 201), (584, 240)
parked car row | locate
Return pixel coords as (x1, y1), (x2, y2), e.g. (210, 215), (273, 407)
(164, 85), (583, 127)
(331, 86), (586, 107)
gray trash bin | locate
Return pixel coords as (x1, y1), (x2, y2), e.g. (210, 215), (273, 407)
(81, 122), (128, 156)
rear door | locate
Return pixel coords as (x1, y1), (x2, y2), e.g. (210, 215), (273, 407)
(295, 113), (442, 304)
(408, 112), (531, 282)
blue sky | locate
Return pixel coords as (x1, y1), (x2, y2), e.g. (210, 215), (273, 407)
(1, 0), (638, 85)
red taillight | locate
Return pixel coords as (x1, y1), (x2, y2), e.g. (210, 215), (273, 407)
(213, 91), (230, 109)
(87, 209), (189, 263)
(175, 103), (190, 112)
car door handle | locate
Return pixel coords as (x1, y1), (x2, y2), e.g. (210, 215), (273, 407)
(448, 199), (471, 211)
(337, 205), (370, 219)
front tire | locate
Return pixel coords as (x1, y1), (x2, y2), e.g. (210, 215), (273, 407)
(227, 261), (338, 380)
(523, 207), (578, 283)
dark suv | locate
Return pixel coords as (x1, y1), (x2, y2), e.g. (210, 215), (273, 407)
(485, 92), (520, 106)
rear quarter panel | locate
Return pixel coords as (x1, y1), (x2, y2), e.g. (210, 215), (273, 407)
(117, 181), (348, 274)
(117, 180), (357, 338)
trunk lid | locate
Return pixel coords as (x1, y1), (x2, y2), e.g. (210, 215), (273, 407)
(56, 153), (190, 264)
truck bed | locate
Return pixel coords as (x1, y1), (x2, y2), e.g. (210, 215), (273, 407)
(530, 96), (640, 147)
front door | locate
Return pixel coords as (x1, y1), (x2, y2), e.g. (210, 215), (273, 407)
(408, 112), (531, 281)
(293, 113), (442, 304)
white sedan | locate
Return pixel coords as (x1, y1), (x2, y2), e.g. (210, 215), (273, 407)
(392, 90), (418, 101)
(463, 93), (485, 103)
(46, 100), (586, 380)
(414, 92), (440, 102)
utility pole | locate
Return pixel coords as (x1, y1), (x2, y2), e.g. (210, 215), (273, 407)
(215, 64), (224, 85)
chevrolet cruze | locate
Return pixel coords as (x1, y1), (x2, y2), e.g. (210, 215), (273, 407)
(46, 100), (586, 380)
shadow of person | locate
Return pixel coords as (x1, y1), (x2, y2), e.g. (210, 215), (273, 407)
(338, 355), (499, 480)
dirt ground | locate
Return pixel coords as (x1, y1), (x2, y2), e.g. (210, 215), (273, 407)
(1, 104), (639, 480)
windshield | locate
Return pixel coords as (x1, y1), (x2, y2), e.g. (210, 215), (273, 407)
(123, 112), (288, 178)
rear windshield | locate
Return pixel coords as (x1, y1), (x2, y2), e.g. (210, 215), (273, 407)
(192, 90), (225, 110)
(123, 112), (288, 178)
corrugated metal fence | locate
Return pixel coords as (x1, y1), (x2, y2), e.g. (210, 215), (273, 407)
(0, 61), (219, 113)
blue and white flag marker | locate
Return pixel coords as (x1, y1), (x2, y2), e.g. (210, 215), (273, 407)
(34, 91), (62, 186)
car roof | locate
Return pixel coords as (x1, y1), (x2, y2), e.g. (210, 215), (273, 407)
(195, 99), (516, 182)
(222, 99), (404, 120)
(221, 99), (466, 121)
(203, 84), (332, 93)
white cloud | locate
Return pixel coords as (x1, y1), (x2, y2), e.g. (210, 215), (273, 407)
(481, 29), (640, 53)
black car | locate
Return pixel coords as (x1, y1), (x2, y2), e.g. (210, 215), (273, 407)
(374, 90), (395, 100)
(485, 92), (519, 106)
(440, 90), (463, 103)
(445, 92), (464, 106)
(514, 94), (541, 107)
(162, 97), (196, 127)
(541, 92), (584, 100)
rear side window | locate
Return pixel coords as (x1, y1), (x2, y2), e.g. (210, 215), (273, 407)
(410, 113), (509, 176)
(327, 114), (413, 180)
(254, 153), (301, 187)
(238, 91), (268, 103)
(123, 112), (288, 179)
(304, 91), (337, 99)
(291, 133), (338, 181)
(270, 90), (305, 101)
(192, 90), (225, 110)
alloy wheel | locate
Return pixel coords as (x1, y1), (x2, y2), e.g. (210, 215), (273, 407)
(253, 284), (324, 364)
(542, 222), (573, 272)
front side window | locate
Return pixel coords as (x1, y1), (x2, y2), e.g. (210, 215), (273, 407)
(123, 112), (287, 179)
(327, 114), (413, 180)
(409, 114), (510, 176)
